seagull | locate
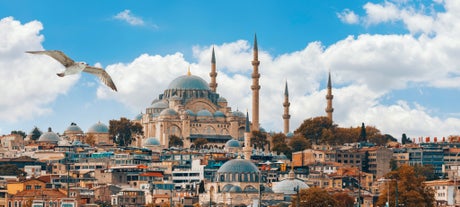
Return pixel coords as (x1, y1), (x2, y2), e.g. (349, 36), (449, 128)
(26, 50), (118, 91)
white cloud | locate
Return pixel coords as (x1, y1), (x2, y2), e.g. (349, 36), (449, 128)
(96, 0), (460, 139)
(114, 10), (145, 26)
(0, 17), (78, 123)
(337, 9), (360, 24)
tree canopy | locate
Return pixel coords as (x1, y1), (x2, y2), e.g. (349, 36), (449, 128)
(294, 116), (335, 145)
(271, 133), (292, 158)
(250, 131), (269, 150)
(0, 164), (26, 177)
(288, 134), (309, 152)
(11, 130), (26, 138)
(169, 135), (183, 148)
(109, 117), (143, 147)
(292, 187), (337, 207)
(193, 138), (208, 149)
(30, 126), (42, 141)
(376, 165), (435, 207)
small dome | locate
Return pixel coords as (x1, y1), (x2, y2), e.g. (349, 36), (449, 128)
(232, 111), (245, 117)
(225, 139), (240, 148)
(273, 179), (309, 195)
(243, 185), (258, 193)
(217, 159), (259, 174)
(218, 97), (227, 103)
(160, 108), (178, 117)
(151, 101), (168, 109)
(168, 75), (210, 90)
(197, 109), (213, 117)
(38, 127), (61, 142)
(88, 122), (109, 133)
(229, 186), (243, 193)
(286, 132), (294, 138)
(214, 111), (225, 118)
(185, 110), (196, 116)
(65, 123), (83, 133)
(222, 184), (234, 192)
(134, 113), (143, 121)
(144, 137), (160, 146)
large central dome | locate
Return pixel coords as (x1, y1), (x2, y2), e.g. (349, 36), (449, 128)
(168, 75), (210, 90)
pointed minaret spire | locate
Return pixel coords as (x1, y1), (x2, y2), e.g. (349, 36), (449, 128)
(243, 111), (252, 160)
(251, 34), (261, 131)
(209, 46), (218, 92)
(325, 72), (334, 122)
(283, 81), (291, 135)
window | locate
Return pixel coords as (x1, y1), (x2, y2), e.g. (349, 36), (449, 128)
(26, 185), (31, 190)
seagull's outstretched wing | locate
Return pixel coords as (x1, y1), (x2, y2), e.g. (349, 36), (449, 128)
(26, 50), (75, 67)
(83, 66), (118, 91)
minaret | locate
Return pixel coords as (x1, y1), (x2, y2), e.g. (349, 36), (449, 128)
(209, 46), (218, 92)
(325, 72), (334, 121)
(243, 111), (252, 160)
(283, 81), (291, 135)
(251, 34), (261, 131)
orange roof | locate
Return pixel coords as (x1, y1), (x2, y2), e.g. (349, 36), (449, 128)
(140, 172), (163, 177)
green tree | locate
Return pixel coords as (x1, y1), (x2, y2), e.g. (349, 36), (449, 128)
(11, 130), (26, 138)
(294, 116), (336, 145)
(0, 164), (26, 176)
(289, 135), (310, 152)
(30, 126), (42, 141)
(401, 133), (412, 144)
(292, 187), (337, 207)
(169, 135), (183, 148)
(250, 131), (268, 150)
(359, 122), (367, 142)
(109, 117), (143, 147)
(331, 192), (354, 207)
(376, 165), (435, 207)
(193, 138), (208, 149)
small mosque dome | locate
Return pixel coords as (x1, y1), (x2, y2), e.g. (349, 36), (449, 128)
(197, 109), (213, 117)
(168, 75), (210, 90)
(38, 127), (61, 142)
(218, 97), (227, 103)
(232, 110), (245, 117)
(151, 101), (168, 109)
(160, 108), (178, 117)
(185, 110), (196, 116)
(225, 139), (241, 148)
(65, 122), (83, 133)
(222, 184), (234, 193)
(134, 113), (143, 121)
(217, 159), (259, 174)
(143, 137), (160, 146)
(88, 122), (109, 133)
(286, 132), (294, 138)
(214, 111), (225, 118)
(229, 185), (243, 193)
(272, 179), (309, 195)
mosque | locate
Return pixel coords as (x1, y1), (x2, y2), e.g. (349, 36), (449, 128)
(134, 34), (334, 151)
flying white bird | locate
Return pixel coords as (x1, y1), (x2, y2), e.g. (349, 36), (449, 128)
(26, 50), (118, 91)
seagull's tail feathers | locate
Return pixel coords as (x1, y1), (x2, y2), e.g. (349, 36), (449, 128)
(57, 73), (65, 77)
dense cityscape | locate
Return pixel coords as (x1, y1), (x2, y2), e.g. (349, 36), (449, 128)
(0, 36), (458, 207)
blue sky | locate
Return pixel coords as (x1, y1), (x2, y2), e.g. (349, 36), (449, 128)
(1, 0), (459, 141)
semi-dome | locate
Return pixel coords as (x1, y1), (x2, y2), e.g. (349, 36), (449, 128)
(88, 122), (109, 133)
(229, 185), (243, 193)
(185, 110), (196, 116)
(197, 109), (213, 117)
(225, 139), (240, 148)
(151, 101), (168, 109)
(222, 184), (234, 192)
(214, 111), (225, 118)
(232, 110), (245, 117)
(217, 159), (259, 174)
(218, 97), (227, 102)
(144, 137), (160, 146)
(168, 75), (210, 90)
(38, 127), (61, 142)
(65, 122), (83, 133)
(160, 108), (178, 116)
